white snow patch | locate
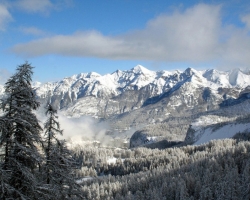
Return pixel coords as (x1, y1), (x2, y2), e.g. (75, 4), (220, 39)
(194, 123), (250, 145)
(191, 115), (236, 131)
(76, 177), (94, 184)
(107, 157), (117, 165)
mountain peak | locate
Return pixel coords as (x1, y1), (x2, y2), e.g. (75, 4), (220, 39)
(184, 67), (198, 76)
(86, 72), (101, 78)
(131, 65), (152, 74)
(229, 68), (250, 87)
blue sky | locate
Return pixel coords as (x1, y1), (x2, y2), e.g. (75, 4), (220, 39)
(0, 0), (250, 82)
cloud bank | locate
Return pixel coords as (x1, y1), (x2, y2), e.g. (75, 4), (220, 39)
(58, 115), (109, 145)
(9, 3), (250, 69)
(36, 106), (111, 147)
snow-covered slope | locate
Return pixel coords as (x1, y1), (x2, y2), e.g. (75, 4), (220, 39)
(185, 114), (250, 145)
(194, 123), (250, 145)
(36, 65), (158, 98)
(202, 68), (250, 88)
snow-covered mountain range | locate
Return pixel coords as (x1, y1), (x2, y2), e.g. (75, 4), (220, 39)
(35, 65), (250, 117)
(30, 65), (250, 144)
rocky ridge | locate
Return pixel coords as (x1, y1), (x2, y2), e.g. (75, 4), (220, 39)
(35, 65), (250, 118)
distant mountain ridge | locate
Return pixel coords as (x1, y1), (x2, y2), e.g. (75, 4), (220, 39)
(34, 65), (250, 117)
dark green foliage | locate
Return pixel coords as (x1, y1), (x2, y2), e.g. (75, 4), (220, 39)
(43, 104), (62, 185)
(0, 62), (43, 199)
(233, 131), (250, 141)
(0, 63), (83, 199)
(42, 104), (83, 199)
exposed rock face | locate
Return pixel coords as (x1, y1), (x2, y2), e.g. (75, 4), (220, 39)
(184, 125), (197, 145)
(130, 130), (152, 148)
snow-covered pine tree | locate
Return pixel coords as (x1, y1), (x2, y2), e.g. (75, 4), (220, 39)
(43, 104), (63, 186)
(42, 104), (83, 199)
(0, 62), (43, 199)
(0, 117), (13, 198)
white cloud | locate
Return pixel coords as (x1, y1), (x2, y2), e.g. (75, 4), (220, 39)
(128, 3), (221, 62)
(57, 115), (111, 146)
(13, 0), (73, 14)
(0, 0), (72, 31)
(10, 3), (250, 69)
(217, 28), (250, 69)
(14, 0), (53, 13)
(241, 14), (250, 30)
(0, 4), (12, 31)
(19, 26), (47, 36)
(36, 106), (111, 146)
(12, 31), (124, 58)
(11, 4), (221, 59)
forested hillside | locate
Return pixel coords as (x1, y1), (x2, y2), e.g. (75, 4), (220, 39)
(77, 139), (250, 199)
